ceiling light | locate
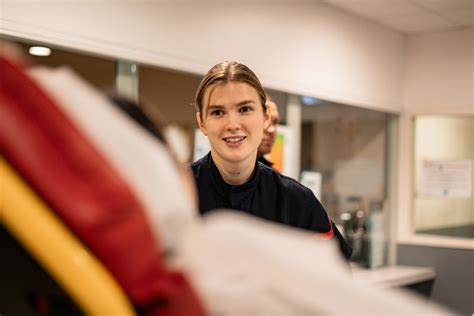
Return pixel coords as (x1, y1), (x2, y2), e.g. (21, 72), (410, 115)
(28, 46), (51, 57)
(300, 96), (322, 106)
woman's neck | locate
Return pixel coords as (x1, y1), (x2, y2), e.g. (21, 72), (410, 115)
(211, 152), (256, 185)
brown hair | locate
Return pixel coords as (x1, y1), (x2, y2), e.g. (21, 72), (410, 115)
(194, 61), (267, 118)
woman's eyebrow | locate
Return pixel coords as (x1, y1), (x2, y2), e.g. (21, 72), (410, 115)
(236, 100), (256, 106)
(207, 104), (225, 110)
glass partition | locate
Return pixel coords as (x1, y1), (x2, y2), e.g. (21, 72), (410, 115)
(413, 116), (474, 239)
(300, 100), (393, 267)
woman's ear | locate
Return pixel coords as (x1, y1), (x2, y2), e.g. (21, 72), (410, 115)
(196, 112), (207, 136)
(263, 104), (271, 130)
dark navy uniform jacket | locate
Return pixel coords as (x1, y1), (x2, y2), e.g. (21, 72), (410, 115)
(191, 152), (352, 259)
(257, 155), (273, 167)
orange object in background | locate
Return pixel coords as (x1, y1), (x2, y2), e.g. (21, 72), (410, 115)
(267, 133), (285, 173)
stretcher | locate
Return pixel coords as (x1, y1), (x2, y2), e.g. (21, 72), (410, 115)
(0, 55), (205, 316)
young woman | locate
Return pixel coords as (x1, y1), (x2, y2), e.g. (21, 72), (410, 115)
(191, 61), (352, 259)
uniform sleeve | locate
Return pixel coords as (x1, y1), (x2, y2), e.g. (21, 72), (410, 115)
(303, 190), (353, 260)
(301, 190), (333, 233)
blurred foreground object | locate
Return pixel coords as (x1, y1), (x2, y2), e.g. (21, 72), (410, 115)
(0, 54), (205, 316)
(1, 159), (135, 315)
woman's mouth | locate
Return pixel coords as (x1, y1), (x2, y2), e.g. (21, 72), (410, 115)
(223, 136), (246, 146)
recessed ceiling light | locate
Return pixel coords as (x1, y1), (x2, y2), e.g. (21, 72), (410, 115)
(29, 46), (51, 57)
(300, 96), (322, 106)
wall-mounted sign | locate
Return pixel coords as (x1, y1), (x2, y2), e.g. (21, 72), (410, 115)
(193, 128), (210, 162)
(421, 160), (472, 198)
(300, 171), (322, 200)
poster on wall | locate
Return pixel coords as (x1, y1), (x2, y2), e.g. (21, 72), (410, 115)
(193, 128), (210, 162)
(421, 160), (472, 198)
(300, 171), (322, 200)
(266, 124), (293, 176)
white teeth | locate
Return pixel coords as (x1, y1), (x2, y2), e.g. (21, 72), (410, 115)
(224, 137), (244, 142)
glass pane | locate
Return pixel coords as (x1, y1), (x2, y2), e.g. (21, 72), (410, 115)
(414, 116), (474, 239)
(300, 101), (390, 266)
(137, 64), (204, 162)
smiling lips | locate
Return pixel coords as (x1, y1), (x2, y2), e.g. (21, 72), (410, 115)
(223, 136), (246, 147)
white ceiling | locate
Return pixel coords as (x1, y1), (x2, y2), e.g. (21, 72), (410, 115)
(321, 0), (473, 34)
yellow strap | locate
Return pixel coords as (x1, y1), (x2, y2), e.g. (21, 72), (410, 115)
(1, 159), (136, 316)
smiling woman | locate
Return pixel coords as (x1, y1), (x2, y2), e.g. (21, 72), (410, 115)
(190, 61), (353, 260)
(196, 81), (268, 185)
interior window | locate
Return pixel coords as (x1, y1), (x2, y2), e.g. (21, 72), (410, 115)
(300, 100), (392, 267)
(413, 116), (474, 239)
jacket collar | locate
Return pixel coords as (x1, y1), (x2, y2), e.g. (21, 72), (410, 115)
(206, 152), (260, 208)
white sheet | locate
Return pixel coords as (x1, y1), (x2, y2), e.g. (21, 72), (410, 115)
(29, 66), (197, 253)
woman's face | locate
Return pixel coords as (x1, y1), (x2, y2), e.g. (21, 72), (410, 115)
(197, 81), (269, 165)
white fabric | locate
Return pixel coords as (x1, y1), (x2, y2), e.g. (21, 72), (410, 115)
(29, 66), (197, 252)
(179, 211), (451, 315)
(28, 66), (452, 315)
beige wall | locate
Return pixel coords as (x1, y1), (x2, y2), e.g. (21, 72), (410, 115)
(402, 28), (473, 114)
(0, 0), (404, 112)
(398, 27), (474, 244)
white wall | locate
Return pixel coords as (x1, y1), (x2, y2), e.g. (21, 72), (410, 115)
(397, 28), (474, 248)
(402, 28), (473, 114)
(0, 0), (404, 112)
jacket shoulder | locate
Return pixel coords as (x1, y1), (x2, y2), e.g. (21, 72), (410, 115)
(189, 159), (201, 170)
(279, 172), (314, 197)
(258, 164), (314, 199)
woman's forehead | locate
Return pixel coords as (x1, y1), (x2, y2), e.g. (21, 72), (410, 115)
(204, 82), (259, 107)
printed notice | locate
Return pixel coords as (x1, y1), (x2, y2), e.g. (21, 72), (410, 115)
(422, 160), (472, 198)
(300, 171), (322, 200)
(193, 128), (210, 162)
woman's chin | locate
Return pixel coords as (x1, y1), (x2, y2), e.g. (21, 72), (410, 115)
(225, 154), (246, 163)
(222, 151), (254, 164)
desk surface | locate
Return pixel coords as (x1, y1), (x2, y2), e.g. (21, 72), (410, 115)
(351, 264), (436, 288)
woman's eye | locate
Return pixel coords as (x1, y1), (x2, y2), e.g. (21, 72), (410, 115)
(210, 110), (224, 116)
(239, 106), (252, 113)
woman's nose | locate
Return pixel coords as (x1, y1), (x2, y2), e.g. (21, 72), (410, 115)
(226, 113), (241, 130)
